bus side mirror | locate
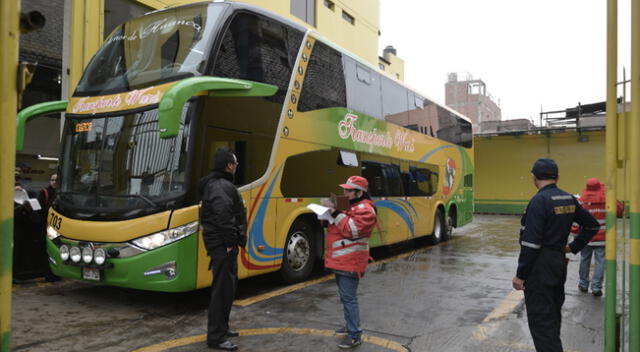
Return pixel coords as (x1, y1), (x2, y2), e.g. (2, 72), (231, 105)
(158, 77), (278, 139)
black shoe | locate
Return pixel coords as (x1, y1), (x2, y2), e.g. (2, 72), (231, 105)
(208, 340), (238, 351)
(338, 336), (362, 349)
(593, 290), (603, 297)
(335, 326), (348, 336)
(226, 329), (239, 337)
(578, 285), (588, 293)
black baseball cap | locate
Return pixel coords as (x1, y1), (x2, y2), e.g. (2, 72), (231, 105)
(531, 158), (558, 180)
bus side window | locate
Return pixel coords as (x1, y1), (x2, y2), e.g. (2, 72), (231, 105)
(401, 172), (414, 196)
(384, 164), (404, 196)
(212, 13), (304, 105)
(298, 40), (347, 112)
(361, 161), (386, 197)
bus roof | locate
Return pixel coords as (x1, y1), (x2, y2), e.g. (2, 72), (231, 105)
(136, 1), (472, 125)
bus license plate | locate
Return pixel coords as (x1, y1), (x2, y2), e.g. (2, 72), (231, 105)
(82, 267), (100, 281)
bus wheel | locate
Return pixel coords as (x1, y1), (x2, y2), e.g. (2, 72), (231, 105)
(442, 211), (454, 241)
(280, 220), (315, 283)
(429, 208), (445, 245)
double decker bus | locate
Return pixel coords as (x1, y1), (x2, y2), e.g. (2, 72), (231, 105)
(16, 1), (473, 292)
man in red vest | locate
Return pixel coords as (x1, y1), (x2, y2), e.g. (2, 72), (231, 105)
(571, 177), (624, 296)
(322, 176), (377, 349)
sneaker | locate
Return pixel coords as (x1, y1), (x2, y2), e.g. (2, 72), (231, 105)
(578, 285), (588, 293)
(338, 336), (362, 349)
(207, 340), (238, 351)
(335, 326), (348, 336)
(593, 290), (603, 297)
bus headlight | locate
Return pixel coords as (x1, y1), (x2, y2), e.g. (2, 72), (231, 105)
(70, 246), (81, 263)
(131, 221), (199, 250)
(82, 247), (93, 264)
(47, 225), (60, 240)
(59, 245), (70, 261)
(94, 248), (106, 265)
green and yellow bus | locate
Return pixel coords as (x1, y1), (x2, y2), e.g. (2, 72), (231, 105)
(16, 1), (473, 292)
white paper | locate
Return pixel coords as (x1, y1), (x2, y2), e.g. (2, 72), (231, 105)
(26, 198), (41, 211)
(307, 203), (335, 224)
(14, 188), (29, 204)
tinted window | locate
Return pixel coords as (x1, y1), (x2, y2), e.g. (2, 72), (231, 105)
(381, 77), (409, 126)
(298, 41), (347, 112)
(436, 107), (472, 148)
(281, 149), (357, 197)
(344, 56), (382, 118)
(213, 13), (304, 104)
(362, 161), (386, 196)
(409, 165), (439, 197)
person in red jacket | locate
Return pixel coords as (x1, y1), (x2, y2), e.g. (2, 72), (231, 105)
(322, 176), (377, 349)
(571, 178), (624, 296)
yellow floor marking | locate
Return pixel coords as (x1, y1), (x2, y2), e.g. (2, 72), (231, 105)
(132, 328), (408, 352)
(234, 236), (459, 307)
(472, 289), (582, 352)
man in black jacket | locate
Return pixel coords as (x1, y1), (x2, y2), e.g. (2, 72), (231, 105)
(513, 158), (599, 352)
(199, 147), (247, 351)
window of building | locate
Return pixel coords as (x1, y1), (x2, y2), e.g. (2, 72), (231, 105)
(342, 10), (355, 25)
(298, 41), (346, 112)
(213, 13), (304, 105)
(324, 0), (335, 11)
(291, 0), (316, 26)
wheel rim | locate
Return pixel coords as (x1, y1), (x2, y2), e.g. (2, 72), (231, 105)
(434, 215), (442, 240)
(286, 231), (310, 271)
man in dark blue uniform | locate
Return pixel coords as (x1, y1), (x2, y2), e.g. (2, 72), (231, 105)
(512, 158), (599, 352)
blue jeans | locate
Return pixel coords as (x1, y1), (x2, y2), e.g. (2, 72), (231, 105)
(579, 245), (605, 291)
(335, 273), (362, 340)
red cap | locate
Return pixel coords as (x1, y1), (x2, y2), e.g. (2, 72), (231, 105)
(586, 177), (601, 190)
(339, 176), (368, 192)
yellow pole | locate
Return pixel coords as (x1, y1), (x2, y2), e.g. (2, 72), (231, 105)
(605, 0), (618, 350)
(0, 0), (20, 351)
(630, 1), (640, 350)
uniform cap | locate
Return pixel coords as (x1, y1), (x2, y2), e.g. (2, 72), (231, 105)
(586, 177), (602, 190)
(339, 176), (368, 192)
(531, 158), (558, 180)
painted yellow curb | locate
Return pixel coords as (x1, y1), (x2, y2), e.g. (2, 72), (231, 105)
(131, 328), (408, 352)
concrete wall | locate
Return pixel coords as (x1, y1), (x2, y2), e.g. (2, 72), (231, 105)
(474, 130), (624, 214)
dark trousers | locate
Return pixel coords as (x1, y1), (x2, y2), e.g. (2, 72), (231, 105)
(524, 249), (567, 352)
(207, 246), (238, 344)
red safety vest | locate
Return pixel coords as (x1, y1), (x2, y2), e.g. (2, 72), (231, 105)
(325, 199), (377, 275)
(571, 181), (623, 245)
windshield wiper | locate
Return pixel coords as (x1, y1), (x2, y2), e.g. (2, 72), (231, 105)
(112, 194), (157, 208)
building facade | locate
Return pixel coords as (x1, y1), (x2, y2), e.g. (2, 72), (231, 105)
(445, 72), (501, 133)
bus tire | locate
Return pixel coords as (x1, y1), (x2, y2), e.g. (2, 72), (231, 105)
(280, 219), (315, 283)
(442, 209), (455, 242)
(428, 208), (445, 245)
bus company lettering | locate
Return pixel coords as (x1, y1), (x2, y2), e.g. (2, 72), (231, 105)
(71, 88), (161, 114)
(71, 96), (122, 114)
(125, 88), (161, 106)
(106, 18), (201, 43)
(338, 113), (392, 149)
(338, 113), (414, 152)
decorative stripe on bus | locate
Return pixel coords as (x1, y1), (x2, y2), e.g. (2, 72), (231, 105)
(375, 200), (415, 238)
(247, 166), (285, 263)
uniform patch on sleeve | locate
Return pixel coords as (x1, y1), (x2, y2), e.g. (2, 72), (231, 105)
(554, 205), (575, 214)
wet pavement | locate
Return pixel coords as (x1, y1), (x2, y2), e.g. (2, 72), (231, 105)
(11, 215), (604, 352)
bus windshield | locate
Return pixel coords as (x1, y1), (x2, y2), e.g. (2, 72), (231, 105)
(57, 106), (192, 218)
(74, 4), (225, 96)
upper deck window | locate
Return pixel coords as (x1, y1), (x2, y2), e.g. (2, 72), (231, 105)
(75, 4), (224, 97)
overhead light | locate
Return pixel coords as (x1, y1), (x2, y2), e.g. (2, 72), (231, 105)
(37, 155), (58, 161)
